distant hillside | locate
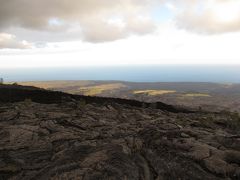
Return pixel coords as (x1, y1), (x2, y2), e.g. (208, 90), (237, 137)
(19, 81), (240, 112)
(0, 84), (192, 113)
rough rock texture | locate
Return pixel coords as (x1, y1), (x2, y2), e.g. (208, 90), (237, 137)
(0, 85), (240, 180)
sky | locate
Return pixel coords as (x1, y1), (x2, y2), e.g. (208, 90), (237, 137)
(0, 0), (240, 68)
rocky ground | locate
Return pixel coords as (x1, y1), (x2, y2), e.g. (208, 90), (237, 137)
(0, 85), (240, 180)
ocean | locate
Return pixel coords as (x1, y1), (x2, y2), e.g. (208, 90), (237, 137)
(1, 65), (240, 83)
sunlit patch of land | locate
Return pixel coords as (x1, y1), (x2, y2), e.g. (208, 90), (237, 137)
(14, 81), (240, 112)
(183, 93), (211, 97)
(19, 81), (94, 89)
(77, 83), (127, 96)
(133, 90), (176, 96)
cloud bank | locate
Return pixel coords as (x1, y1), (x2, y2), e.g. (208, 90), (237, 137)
(0, 0), (158, 44)
(1, 0), (240, 49)
(171, 0), (240, 34)
(0, 33), (32, 49)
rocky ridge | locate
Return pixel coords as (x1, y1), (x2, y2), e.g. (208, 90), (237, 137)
(0, 85), (240, 180)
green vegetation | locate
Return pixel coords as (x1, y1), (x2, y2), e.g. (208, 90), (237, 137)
(133, 90), (176, 96)
(78, 99), (87, 108)
(19, 80), (95, 89)
(23, 98), (32, 107)
(183, 93), (211, 97)
(79, 83), (126, 96)
(219, 110), (240, 131)
(20, 81), (127, 96)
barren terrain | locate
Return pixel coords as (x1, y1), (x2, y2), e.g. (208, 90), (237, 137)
(0, 84), (240, 179)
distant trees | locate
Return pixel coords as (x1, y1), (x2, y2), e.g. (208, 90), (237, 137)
(0, 78), (3, 84)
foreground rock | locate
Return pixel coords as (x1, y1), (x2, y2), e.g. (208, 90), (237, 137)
(0, 97), (240, 180)
(0, 84), (239, 179)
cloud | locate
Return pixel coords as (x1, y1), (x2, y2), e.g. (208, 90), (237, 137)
(0, 33), (32, 49)
(169, 0), (240, 34)
(1, 0), (239, 47)
(0, 0), (159, 43)
(80, 15), (156, 42)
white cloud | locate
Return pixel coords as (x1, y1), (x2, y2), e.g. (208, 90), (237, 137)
(0, 0), (240, 65)
(171, 0), (240, 34)
(1, 23), (240, 67)
(0, 0), (159, 44)
(0, 33), (32, 49)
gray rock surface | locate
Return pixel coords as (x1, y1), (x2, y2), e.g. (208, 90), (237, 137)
(0, 99), (240, 180)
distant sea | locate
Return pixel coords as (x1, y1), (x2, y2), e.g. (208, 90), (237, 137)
(1, 65), (240, 83)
